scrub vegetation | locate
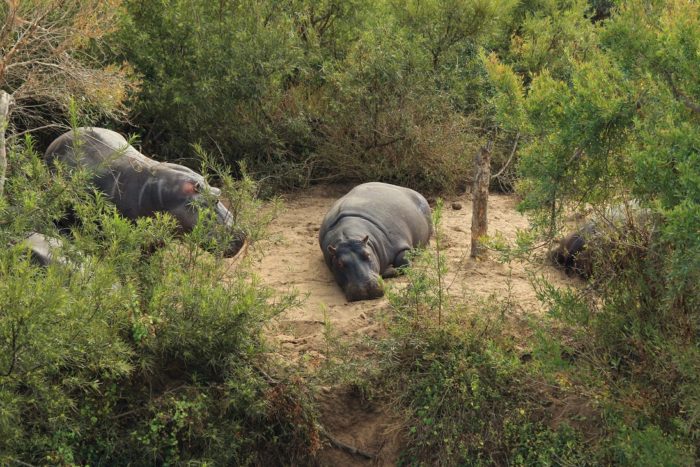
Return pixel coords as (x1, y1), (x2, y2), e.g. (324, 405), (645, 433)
(1, 0), (698, 464)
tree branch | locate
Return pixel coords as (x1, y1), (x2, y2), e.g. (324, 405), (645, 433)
(318, 425), (377, 460)
(491, 131), (520, 181)
(665, 71), (700, 115)
(0, 9), (48, 80)
(0, 90), (13, 198)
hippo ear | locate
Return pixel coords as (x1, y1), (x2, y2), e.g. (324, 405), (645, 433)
(327, 245), (337, 256)
(361, 235), (369, 245)
(182, 181), (198, 195)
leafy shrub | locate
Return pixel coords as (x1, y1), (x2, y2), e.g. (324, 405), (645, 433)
(483, 2), (700, 459)
(109, 0), (501, 193)
(0, 137), (319, 465)
(313, 23), (476, 193)
(359, 207), (591, 465)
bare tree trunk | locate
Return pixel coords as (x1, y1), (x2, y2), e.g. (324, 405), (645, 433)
(471, 142), (492, 258)
(0, 90), (12, 198)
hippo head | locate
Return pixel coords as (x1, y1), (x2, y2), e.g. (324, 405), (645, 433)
(157, 164), (245, 257)
(327, 235), (383, 301)
(551, 223), (596, 278)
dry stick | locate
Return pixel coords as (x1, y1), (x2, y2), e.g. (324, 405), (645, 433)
(491, 131), (520, 181)
(10, 459), (37, 467)
(0, 90), (13, 198)
(318, 425), (377, 460)
(471, 141), (493, 258)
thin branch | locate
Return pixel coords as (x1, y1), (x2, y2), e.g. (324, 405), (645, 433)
(665, 71), (700, 115)
(10, 459), (37, 467)
(0, 8), (49, 79)
(491, 131), (520, 181)
(363, 136), (405, 151)
(318, 425), (377, 460)
(7, 122), (68, 140)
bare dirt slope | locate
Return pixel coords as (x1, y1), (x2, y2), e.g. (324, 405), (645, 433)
(251, 185), (576, 465)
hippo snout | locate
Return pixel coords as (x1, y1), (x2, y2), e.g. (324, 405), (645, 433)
(343, 278), (384, 302)
(214, 202), (234, 227)
(210, 201), (245, 257)
(222, 235), (245, 258)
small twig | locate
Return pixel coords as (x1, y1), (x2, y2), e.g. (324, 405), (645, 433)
(7, 122), (68, 140)
(665, 71), (700, 115)
(11, 459), (37, 467)
(110, 406), (146, 421)
(254, 364), (279, 385)
(491, 131), (520, 181)
(363, 135), (405, 152)
(318, 425), (377, 460)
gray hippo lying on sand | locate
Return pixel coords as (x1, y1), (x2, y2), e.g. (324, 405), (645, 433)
(319, 182), (432, 301)
(45, 127), (244, 257)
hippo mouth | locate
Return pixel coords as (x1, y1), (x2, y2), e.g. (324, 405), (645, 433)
(343, 281), (384, 302)
(213, 201), (246, 258)
(222, 234), (246, 258)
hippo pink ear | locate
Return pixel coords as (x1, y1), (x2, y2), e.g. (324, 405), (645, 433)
(182, 181), (198, 195)
(327, 245), (337, 256)
(361, 235), (369, 245)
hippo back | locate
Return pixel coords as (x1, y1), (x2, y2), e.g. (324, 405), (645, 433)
(321, 183), (431, 240)
(44, 127), (245, 257)
(320, 182), (432, 269)
(45, 127), (153, 173)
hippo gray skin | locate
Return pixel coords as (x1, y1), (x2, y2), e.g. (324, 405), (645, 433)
(20, 232), (70, 267)
(551, 223), (597, 278)
(551, 203), (656, 278)
(319, 182), (433, 301)
(45, 127), (244, 257)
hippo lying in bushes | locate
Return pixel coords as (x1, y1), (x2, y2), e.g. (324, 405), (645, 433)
(45, 127), (245, 257)
(551, 203), (656, 279)
(319, 182), (432, 301)
(18, 232), (71, 267)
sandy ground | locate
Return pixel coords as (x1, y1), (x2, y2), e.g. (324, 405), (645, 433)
(249, 185), (577, 465)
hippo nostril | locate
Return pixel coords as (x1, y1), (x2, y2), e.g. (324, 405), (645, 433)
(344, 281), (384, 302)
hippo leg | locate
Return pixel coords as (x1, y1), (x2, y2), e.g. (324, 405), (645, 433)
(382, 249), (411, 278)
(382, 267), (399, 278)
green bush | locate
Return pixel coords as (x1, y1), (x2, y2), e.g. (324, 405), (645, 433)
(0, 137), (318, 465)
(109, 0), (520, 193)
(313, 22), (477, 193)
(356, 207), (591, 465)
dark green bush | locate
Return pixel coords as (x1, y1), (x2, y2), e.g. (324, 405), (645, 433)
(109, 0), (515, 193)
(351, 207), (591, 465)
(379, 255), (591, 465)
(0, 138), (318, 465)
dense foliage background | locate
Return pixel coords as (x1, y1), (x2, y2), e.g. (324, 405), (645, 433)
(1, 0), (698, 464)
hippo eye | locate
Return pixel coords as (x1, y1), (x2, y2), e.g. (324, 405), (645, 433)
(361, 251), (370, 260)
(335, 258), (345, 269)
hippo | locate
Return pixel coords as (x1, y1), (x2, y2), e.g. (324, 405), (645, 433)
(551, 223), (597, 278)
(19, 232), (70, 267)
(45, 127), (244, 257)
(319, 182), (432, 301)
(551, 202), (656, 278)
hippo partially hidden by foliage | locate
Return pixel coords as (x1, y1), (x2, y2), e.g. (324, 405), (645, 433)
(319, 182), (433, 301)
(19, 232), (70, 267)
(551, 223), (597, 278)
(551, 203), (656, 279)
(45, 127), (245, 257)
